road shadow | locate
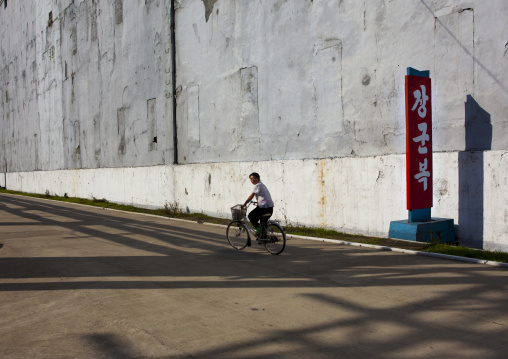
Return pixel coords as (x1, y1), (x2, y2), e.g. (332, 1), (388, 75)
(0, 194), (507, 358)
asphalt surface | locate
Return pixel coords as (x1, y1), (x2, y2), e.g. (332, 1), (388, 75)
(1, 193), (507, 359)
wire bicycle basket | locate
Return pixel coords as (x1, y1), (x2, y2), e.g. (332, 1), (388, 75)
(231, 204), (246, 221)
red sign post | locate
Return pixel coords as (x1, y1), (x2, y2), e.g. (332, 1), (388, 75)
(389, 68), (454, 242)
(406, 72), (432, 210)
(390, 68), (454, 242)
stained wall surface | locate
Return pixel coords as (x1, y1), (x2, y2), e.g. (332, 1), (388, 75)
(176, 0), (508, 163)
(0, 0), (174, 172)
(1, 0), (508, 250)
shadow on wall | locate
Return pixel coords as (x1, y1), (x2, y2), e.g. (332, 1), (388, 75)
(458, 95), (492, 249)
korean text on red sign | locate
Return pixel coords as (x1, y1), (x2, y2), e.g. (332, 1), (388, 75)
(406, 75), (432, 210)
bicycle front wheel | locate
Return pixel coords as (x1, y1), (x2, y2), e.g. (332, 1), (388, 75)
(264, 223), (286, 255)
(226, 221), (250, 250)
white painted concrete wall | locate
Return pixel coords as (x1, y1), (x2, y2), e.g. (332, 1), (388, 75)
(1, 0), (508, 251)
(2, 149), (507, 251)
(0, 0), (174, 172)
(176, 0), (508, 163)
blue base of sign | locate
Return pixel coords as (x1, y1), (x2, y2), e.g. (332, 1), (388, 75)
(408, 208), (431, 222)
(389, 218), (455, 243)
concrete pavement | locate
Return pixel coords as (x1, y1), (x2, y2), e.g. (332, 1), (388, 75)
(1, 193), (507, 359)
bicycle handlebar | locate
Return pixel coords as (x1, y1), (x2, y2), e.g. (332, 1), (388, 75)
(243, 201), (257, 209)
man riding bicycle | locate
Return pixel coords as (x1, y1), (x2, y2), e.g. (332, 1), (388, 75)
(243, 172), (274, 236)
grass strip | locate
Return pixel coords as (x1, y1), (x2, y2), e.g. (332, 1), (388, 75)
(1, 188), (506, 263)
(0, 188), (229, 225)
(422, 242), (508, 263)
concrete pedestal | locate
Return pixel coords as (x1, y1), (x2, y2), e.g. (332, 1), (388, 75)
(389, 218), (455, 243)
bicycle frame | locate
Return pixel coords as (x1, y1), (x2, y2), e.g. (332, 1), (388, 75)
(241, 202), (271, 240)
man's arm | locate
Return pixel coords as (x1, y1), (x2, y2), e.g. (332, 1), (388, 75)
(244, 193), (255, 206)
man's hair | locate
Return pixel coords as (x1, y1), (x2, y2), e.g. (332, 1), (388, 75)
(249, 172), (260, 179)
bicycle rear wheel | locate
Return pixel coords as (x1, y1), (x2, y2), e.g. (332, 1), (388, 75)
(226, 221), (249, 250)
(264, 222), (286, 255)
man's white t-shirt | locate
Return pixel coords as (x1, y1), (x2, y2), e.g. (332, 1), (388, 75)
(253, 182), (274, 208)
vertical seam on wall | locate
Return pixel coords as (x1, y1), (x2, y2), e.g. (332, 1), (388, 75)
(471, 9), (475, 96)
(170, 0), (178, 164)
(363, 0), (366, 32)
(340, 43), (344, 122)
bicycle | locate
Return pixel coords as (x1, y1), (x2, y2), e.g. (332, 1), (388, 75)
(226, 202), (286, 255)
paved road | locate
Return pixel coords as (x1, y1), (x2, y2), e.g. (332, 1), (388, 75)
(0, 193), (507, 359)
